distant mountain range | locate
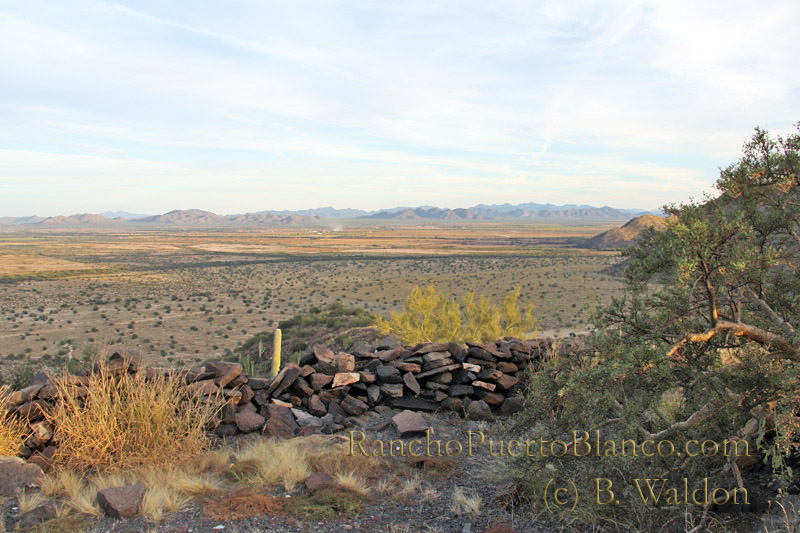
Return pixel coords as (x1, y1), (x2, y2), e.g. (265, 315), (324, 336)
(0, 203), (661, 227)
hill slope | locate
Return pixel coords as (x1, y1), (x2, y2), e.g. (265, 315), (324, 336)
(584, 214), (668, 249)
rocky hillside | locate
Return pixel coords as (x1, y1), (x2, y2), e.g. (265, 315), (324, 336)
(584, 214), (668, 249)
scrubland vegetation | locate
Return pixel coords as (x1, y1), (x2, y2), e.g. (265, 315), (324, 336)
(0, 224), (623, 383)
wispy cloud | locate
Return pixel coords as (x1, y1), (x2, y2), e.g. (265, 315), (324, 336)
(0, 0), (798, 215)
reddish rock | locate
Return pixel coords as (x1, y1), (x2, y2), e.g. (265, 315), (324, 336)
(247, 377), (270, 390)
(358, 371), (376, 384)
(483, 392), (505, 407)
(415, 363), (461, 380)
(313, 361), (337, 376)
(0, 457), (43, 496)
(214, 423), (238, 437)
(332, 372), (360, 388)
(310, 373), (334, 391)
(292, 377), (314, 397)
(341, 395), (368, 416)
(308, 395), (327, 417)
(4, 384), (43, 407)
(390, 362), (422, 373)
(235, 410), (266, 433)
(268, 366), (300, 397)
(473, 380), (496, 391)
(96, 483), (147, 518)
(333, 352), (356, 372)
(441, 397), (463, 412)
(239, 385), (254, 404)
(27, 446), (56, 473)
(222, 389), (242, 404)
(377, 347), (405, 362)
(498, 362), (519, 373)
(478, 368), (503, 381)
(403, 372), (421, 395)
(205, 361), (243, 387)
(422, 351), (449, 363)
(392, 410), (429, 437)
(15, 400), (47, 420)
(313, 345), (335, 364)
(494, 373), (520, 391)
(262, 404), (298, 438)
(380, 383), (404, 398)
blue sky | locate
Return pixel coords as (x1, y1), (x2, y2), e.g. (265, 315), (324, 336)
(1, 0), (798, 217)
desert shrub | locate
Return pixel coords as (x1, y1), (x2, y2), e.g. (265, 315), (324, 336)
(510, 125), (800, 530)
(0, 385), (28, 455)
(7, 359), (39, 390)
(44, 362), (220, 472)
(377, 285), (537, 343)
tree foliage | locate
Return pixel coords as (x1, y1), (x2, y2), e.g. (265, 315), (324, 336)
(513, 124), (800, 529)
(377, 285), (537, 344)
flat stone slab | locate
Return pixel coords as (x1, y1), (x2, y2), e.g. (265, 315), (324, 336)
(392, 410), (430, 437)
(332, 372), (360, 388)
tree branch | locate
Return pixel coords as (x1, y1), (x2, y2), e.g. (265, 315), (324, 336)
(667, 320), (800, 361)
(637, 392), (740, 441)
(747, 289), (795, 334)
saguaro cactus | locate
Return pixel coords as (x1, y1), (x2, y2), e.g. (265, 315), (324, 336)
(271, 328), (282, 378)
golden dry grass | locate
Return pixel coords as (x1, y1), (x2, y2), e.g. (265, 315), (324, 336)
(0, 385), (28, 456)
(43, 361), (220, 473)
(451, 487), (482, 517)
(17, 491), (48, 514)
(36, 433), (385, 523)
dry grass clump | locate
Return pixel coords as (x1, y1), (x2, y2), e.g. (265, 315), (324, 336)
(0, 385), (28, 455)
(44, 362), (220, 473)
(40, 462), (224, 521)
(226, 438), (311, 491)
(451, 487), (482, 517)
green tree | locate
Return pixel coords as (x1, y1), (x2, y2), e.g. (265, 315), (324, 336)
(462, 290), (501, 342)
(377, 285), (461, 343)
(513, 124), (800, 529)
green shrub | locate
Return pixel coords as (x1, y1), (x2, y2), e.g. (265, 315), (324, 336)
(377, 285), (537, 343)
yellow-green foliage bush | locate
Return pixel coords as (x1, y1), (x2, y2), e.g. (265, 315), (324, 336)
(377, 285), (537, 344)
(45, 363), (220, 473)
(0, 386), (28, 456)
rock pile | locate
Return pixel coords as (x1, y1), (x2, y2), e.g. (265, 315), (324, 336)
(1, 337), (576, 460)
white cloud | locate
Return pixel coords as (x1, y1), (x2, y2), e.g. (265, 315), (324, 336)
(0, 0), (798, 216)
